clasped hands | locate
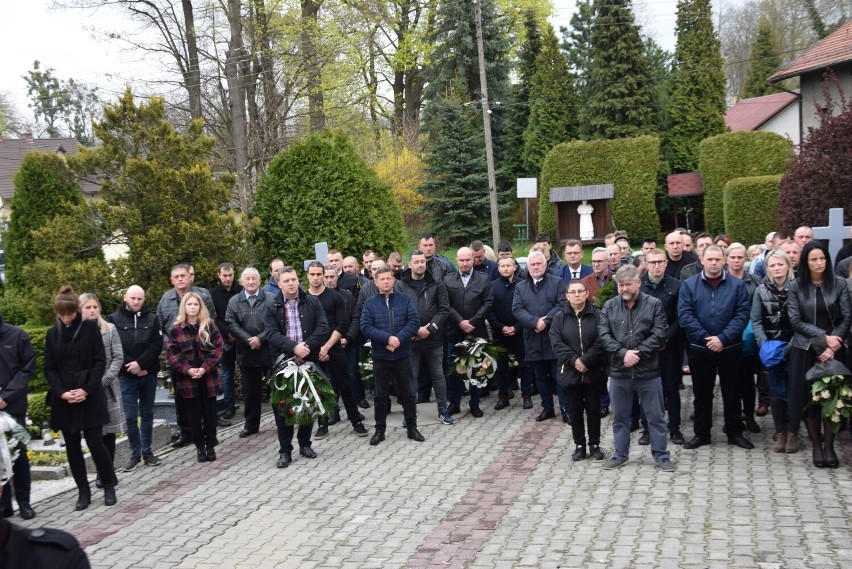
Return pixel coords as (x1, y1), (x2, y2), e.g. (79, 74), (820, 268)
(62, 388), (88, 404)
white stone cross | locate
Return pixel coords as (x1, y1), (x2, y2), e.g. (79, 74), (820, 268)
(813, 208), (851, 262)
(303, 241), (328, 271)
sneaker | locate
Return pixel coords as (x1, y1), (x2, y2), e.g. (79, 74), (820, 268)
(638, 431), (650, 445)
(353, 422), (369, 437)
(123, 456), (142, 472)
(142, 453), (162, 466)
(602, 457), (628, 470)
(656, 458), (675, 472)
(314, 425), (329, 440)
(438, 408), (455, 425)
(589, 445), (605, 460)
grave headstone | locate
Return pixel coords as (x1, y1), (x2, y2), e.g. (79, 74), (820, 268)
(813, 208), (851, 262)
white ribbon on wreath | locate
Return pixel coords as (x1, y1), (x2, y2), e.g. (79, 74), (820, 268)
(457, 337), (498, 390)
(272, 360), (326, 416)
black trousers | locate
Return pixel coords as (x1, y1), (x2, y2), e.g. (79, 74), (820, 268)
(172, 370), (190, 434)
(320, 347), (362, 425)
(65, 426), (115, 492)
(373, 358), (417, 431)
(185, 394), (218, 450)
(274, 407), (312, 453)
(241, 365), (268, 433)
(563, 382), (602, 446)
(688, 346), (744, 440)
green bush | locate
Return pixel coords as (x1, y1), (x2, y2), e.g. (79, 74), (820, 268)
(27, 391), (50, 429)
(698, 131), (792, 236)
(723, 175), (783, 246)
(21, 324), (50, 394)
(253, 130), (405, 264)
(539, 136), (660, 239)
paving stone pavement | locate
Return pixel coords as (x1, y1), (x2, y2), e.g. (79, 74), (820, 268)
(17, 384), (852, 569)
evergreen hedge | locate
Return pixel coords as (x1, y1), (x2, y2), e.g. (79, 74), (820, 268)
(723, 175), (783, 246)
(698, 131), (792, 236)
(253, 131), (405, 265)
(22, 324), (50, 394)
(539, 136), (660, 239)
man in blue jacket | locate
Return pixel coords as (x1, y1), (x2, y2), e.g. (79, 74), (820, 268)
(678, 245), (754, 450)
(361, 265), (424, 445)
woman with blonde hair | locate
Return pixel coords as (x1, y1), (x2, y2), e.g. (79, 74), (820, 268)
(79, 293), (125, 486)
(45, 285), (117, 510)
(166, 292), (223, 463)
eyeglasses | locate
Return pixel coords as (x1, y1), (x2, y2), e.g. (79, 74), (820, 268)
(647, 260), (666, 265)
(568, 290), (587, 295)
(591, 259), (606, 264)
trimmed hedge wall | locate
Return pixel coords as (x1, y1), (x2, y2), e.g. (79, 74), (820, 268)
(698, 131), (792, 236)
(723, 175), (783, 246)
(539, 136), (660, 240)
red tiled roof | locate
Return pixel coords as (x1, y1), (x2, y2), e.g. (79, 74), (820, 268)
(769, 20), (852, 82)
(0, 138), (99, 203)
(725, 91), (799, 131)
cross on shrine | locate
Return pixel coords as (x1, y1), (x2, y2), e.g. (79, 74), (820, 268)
(303, 241), (328, 271)
(812, 208), (851, 262)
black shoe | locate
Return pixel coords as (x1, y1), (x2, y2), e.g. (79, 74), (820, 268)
(206, 447), (217, 461)
(277, 452), (292, 468)
(494, 398), (510, 410)
(197, 448), (208, 463)
(314, 425), (330, 440)
(353, 422), (369, 437)
(327, 411), (341, 425)
(299, 446), (317, 459)
(630, 420), (640, 432)
(95, 477), (104, 489)
(745, 418), (761, 434)
(562, 411), (571, 424)
(358, 412), (365, 422)
(447, 404), (461, 415)
(370, 431), (385, 446)
(683, 436), (711, 449)
(825, 446), (839, 469)
(589, 445), (605, 460)
(670, 430), (685, 445)
(407, 427), (425, 442)
(172, 434), (192, 448)
(217, 417), (232, 428)
(104, 486), (117, 507)
(599, 406), (610, 418)
(728, 434), (754, 449)
(638, 431), (650, 445)
(416, 394), (431, 404)
(536, 409), (556, 422)
(571, 445), (587, 461)
(470, 404), (484, 418)
(222, 407), (236, 420)
(239, 428), (257, 438)
(75, 489), (91, 511)
(358, 399), (371, 409)
(18, 503), (35, 520)
(522, 397), (534, 410)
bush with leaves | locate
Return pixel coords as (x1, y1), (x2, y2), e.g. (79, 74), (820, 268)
(253, 131), (405, 263)
(374, 140), (425, 229)
(723, 175), (783, 246)
(698, 131), (792, 236)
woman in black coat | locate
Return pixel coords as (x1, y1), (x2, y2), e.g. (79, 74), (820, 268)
(787, 241), (851, 468)
(549, 279), (606, 461)
(45, 286), (117, 510)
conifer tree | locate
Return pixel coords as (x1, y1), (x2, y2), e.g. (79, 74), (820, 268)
(561, 0), (594, 100)
(581, 0), (656, 139)
(666, 0), (727, 172)
(740, 19), (781, 99)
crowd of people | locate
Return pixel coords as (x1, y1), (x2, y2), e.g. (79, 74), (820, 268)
(1, 226), (850, 519)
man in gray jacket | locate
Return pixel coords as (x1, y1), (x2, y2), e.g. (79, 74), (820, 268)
(598, 265), (672, 472)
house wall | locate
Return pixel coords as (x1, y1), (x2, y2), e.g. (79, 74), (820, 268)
(800, 62), (852, 135)
(759, 103), (800, 146)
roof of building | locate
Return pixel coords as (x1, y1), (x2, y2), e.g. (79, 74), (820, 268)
(769, 20), (852, 83)
(725, 91), (800, 132)
(0, 137), (99, 203)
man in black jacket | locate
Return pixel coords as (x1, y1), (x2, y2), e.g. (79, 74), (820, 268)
(398, 250), (453, 425)
(0, 314), (36, 520)
(263, 267), (329, 467)
(210, 263), (243, 421)
(599, 265), (672, 471)
(489, 257), (531, 410)
(108, 286), (163, 471)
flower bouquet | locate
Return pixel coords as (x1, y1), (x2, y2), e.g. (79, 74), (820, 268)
(806, 358), (852, 433)
(359, 341), (375, 391)
(267, 356), (337, 426)
(449, 337), (504, 389)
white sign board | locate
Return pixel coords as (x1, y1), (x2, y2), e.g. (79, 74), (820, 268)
(517, 178), (537, 199)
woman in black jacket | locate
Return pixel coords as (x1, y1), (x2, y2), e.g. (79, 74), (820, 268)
(45, 286), (116, 510)
(549, 279), (606, 461)
(787, 241), (851, 468)
(751, 250), (795, 452)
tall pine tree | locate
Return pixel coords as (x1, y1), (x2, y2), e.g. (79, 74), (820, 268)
(581, 0), (656, 139)
(561, 0), (594, 101)
(666, 0), (727, 172)
(522, 24), (578, 174)
(740, 18), (781, 99)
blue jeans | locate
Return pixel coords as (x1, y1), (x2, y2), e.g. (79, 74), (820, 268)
(529, 359), (569, 413)
(610, 376), (669, 462)
(220, 357), (236, 410)
(120, 374), (158, 458)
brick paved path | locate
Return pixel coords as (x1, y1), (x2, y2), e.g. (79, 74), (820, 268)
(18, 387), (852, 569)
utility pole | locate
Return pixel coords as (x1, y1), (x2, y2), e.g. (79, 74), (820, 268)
(474, 0), (501, 246)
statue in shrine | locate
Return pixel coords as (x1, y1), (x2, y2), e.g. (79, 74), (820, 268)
(578, 200), (594, 240)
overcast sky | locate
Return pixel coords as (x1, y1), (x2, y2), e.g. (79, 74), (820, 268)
(0, 0), (681, 124)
